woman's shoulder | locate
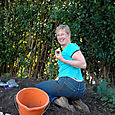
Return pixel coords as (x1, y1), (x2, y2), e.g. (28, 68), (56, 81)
(68, 43), (80, 48)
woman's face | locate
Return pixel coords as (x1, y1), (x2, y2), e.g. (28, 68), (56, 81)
(56, 29), (70, 47)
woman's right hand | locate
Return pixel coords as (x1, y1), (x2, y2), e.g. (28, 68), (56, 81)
(55, 48), (61, 57)
(55, 48), (64, 62)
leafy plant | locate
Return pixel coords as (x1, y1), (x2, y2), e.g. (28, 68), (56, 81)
(0, 0), (114, 83)
(94, 80), (115, 112)
(2, 73), (10, 77)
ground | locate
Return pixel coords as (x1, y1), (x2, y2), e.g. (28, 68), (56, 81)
(0, 77), (114, 115)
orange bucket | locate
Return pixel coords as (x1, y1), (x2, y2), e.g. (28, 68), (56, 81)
(16, 88), (49, 115)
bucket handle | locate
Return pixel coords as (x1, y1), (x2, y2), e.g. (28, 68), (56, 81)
(14, 95), (51, 115)
(42, 102), (51, 115)
(14, 95), (19, 114)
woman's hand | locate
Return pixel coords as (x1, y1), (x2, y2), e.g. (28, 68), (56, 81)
(55, 48), (87, 69)
(55, 48), (64, 62)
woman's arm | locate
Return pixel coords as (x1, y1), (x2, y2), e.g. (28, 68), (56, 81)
(55, 49), (87, 69)
(67, 50), (87, 69)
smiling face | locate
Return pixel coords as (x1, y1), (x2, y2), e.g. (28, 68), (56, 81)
(56, 29), (71, 48)
(55, 24), (71, 48)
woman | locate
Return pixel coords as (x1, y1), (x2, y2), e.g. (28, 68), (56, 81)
(36, 24), (90, 113)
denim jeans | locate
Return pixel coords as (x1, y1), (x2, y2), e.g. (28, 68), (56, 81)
(36, 77), (85, 102)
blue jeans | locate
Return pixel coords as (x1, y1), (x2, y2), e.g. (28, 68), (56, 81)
(36, 77), (85, 102)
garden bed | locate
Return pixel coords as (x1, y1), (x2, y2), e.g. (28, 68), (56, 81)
(0, 77), (114, 115)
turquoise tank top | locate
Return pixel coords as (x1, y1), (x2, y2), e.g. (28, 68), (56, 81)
(58, 43), (84, 80)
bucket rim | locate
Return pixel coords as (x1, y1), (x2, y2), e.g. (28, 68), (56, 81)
(16, 87), (49, 111)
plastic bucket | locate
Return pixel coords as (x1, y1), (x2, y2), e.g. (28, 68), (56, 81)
(16, 88), (49, 115)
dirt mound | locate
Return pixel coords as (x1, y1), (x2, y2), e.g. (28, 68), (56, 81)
(0, 77), (114, 115)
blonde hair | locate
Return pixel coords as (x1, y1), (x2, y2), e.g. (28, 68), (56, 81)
(55, 24), (71, 35)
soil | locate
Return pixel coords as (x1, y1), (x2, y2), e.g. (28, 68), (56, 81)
(0, 76), (114, 115)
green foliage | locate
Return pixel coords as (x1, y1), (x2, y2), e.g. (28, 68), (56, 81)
(46, 61), (59, 80)
(71, 0), (115, 83)
(94, 80), (115, 112)
(0, 0), (114, 83)
(2, 73), (10, 77)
